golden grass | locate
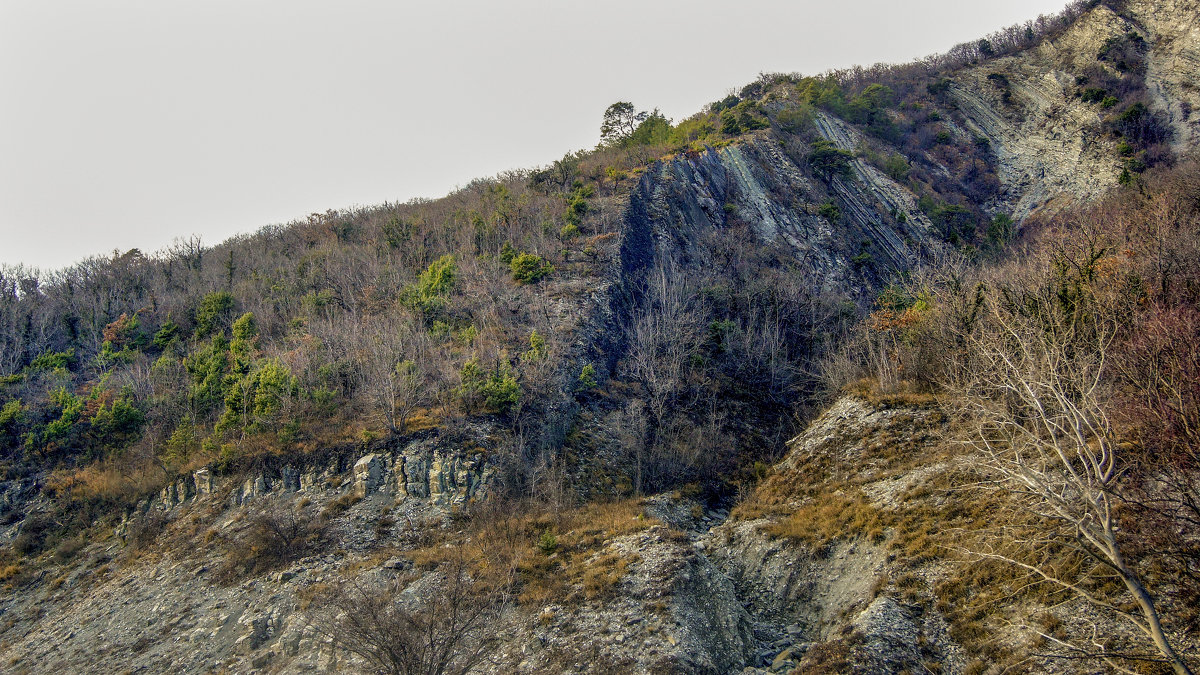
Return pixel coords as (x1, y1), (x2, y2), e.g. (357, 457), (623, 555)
(844, 377), (940, 409)
(0, 564), (20, 583)
(728, 392), (1141, 673)
(763, 491), (886, 550)
(403, 498), (658, 608)
(43, 460), (165, 504)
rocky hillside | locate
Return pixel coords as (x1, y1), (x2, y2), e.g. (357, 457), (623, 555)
(3, 0), (1200, 673)
(0, 394), (963, 674)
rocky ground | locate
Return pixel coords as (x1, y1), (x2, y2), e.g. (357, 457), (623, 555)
(0, 395), (1006, 674)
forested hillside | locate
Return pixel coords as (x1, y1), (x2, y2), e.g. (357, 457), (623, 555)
(1, 0), (1199, 672)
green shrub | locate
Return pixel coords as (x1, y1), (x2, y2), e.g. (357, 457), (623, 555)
(152, 317), (180, 348)
(30, 348), (76, 374)
(0, 399), (23, 427)
(720, 110), (742, 135)
(808, 140), (854, 181)
(627, 110), (672, 146)
(500, 242), (516, 263)
(775, 104), (815, 134)
(882, 153), (909, 181)
(818, 201), (841, 222)
(459, 359), (520, 414)
(578, 364), (598, 390)
(522, 331), (547, 362)
(510, 253), (553, 284)
(90, 395), (145, 449)
(404, 255), (458, 315)
(195, 291), (235, 337)
(669, 116), (717, 147)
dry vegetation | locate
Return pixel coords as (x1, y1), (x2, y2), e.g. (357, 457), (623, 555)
(792, 161), (1200, 672)
(397, 498), (659, 608)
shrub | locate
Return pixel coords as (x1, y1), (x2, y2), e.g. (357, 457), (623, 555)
(305, 553), (508, 675)
(818, 201), (841, 222)
(12, 514), (54, 556)
(510, 253), (553, 283)
(194, 291), (234, 338)
(404, 255), (458, 316)
(720, 110), (742, 135)
(499, 241), (516, 263)
(627, 110), (672, 146)
(808, 140), (854, 181)
(125, 510), (168, 552)
(221, 506), (327, 579)
(882, 153), (909, 181)
(30, 348), (76, 374)
(459, 359), (520, 414)
(775, 104), (815, 134)
(577, 364), (598, 390)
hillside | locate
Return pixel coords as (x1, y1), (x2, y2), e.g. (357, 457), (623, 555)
(2, 0), (1200, 673)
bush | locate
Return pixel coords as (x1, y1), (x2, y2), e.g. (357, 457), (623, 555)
(775, 104), (815, 134)
(221, 506), (327, 579)
(808, 140), (854, 181)
(459, 359), (520, 414)
(510, 253), (553, 284)
(882, 153), (909, 181)
(818, 201), (841, 222)
(30, 348), (76, 374)
(305, 553), (509, 675)
(12, 513), (54, 556)
(404, 255), (458, 316)
(194, 291), (234, 338)
(125, 510), (168, 552)
(577, 364), (598, 390)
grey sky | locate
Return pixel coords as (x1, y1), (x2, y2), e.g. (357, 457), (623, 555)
(1, 0), (1069, 271)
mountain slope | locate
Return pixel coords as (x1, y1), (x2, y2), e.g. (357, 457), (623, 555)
(2, 1), (1200, 673)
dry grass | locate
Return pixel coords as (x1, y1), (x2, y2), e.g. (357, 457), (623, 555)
(320, 493), (362, 519)
(0, 564), (20, 583)
(43, 460), (165, 505)
(763, 491), (887, 551)
(402, 498), (657, 608)
(844, 378), (940, 409)
(728, 390), (1148, 672)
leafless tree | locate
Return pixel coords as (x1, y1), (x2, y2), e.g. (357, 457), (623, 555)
(308, 551), (511, 675)
(623, 261), (704, 492)
(954, 258), (1195, 675)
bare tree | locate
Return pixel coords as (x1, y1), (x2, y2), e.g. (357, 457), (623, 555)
(308, 551), (510, 675)
(354, 319), (430, 434)
(623, 261), (704, 493)
(954, 255), (1195, 675)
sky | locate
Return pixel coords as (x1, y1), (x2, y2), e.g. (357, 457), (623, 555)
(1, 0), (1070, 271)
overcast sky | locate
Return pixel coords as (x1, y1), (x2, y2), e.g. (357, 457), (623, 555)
(1, 0), (1069, 271)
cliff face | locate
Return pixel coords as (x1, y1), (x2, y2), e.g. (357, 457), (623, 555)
(624, 132), (941, 293)
(943, 0), (1200, 219)
(1132, 0), (1200, 150)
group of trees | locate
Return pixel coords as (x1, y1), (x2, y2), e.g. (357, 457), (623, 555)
(0, 140), (633, 536)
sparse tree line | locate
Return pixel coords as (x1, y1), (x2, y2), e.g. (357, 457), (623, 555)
(0, 159), (636, 537)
